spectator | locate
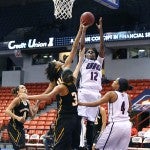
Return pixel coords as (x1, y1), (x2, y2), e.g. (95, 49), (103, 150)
(43, 123), (55, 150)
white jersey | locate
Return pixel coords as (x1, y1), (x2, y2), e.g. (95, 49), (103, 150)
(79, 56), (104, 91)
(108, 91), (130, 123)
(95, 91), (131, 149)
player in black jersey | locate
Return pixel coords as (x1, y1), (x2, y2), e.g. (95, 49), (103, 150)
(5, 85), (38, 150)
(19, 49), (85, 150)
(34, 22), (84, 111)
(38, 22), (84, 96)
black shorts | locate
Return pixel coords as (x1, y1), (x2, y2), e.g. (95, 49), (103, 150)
(7, 121), (25, 150)
(54, 115), (81, 150)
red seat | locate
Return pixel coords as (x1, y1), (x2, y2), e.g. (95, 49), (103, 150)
(36, 130), (44, 136)
(29, 134), (40, 143)
(29, 120), (38, 125)
(36, 125), (45, 130)
(47, 116), (55, 122)
(29, 125), (37, 130)
(39, 101), (46, 110)
(39, 116), (47, 121)
(0, 112), (6, 117)
(37, 121), (45, 125)
(0, 120), (4, 129)
(28, 129), (36, 135)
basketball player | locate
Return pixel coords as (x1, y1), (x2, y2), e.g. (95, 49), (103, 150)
(5, 85), (38, 150)
(19, 49), (85, 150)
(77, 17), (104, 149)
(41, 23), (84, 95)
(92, 106), (107, 149)
(78, 78), (133, 150)
(35, 22), (84, 120)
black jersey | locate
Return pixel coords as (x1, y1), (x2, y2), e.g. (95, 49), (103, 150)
(8, 99), (30, 149)
(54, 83), (80, 149)
(58, 83), (78, 116)
(10, 99), (30, 127)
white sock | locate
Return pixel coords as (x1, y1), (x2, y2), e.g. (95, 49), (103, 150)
(80, 117), (87, 147)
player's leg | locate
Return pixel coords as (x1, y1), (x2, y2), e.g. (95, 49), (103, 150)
(95, 123), (115, 149)
(72, 115), (81, 149)
(86, 91), (100, 150)
(86, 120), (94, 150)
(54, 117), (72, 150)
(7, 122), (26, 150)
(116, 121), (132, 149)
(79, 117), (87, 148)
(77, 89), (88, 148)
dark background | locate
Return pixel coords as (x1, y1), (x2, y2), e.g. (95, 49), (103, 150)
(0, 0), (150, 41)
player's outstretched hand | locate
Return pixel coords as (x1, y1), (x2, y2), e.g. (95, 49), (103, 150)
(96, 17), (102, 30)
(57, 78), (63, 85)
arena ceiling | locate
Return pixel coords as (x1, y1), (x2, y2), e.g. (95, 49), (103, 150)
(0, 0), (149, 25)
(0, 0), (45, 7)
(0, 0), (150, 37)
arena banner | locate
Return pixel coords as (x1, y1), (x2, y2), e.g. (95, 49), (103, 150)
(132, 89), (150, 112)
(94, 0), (120, 9)
(0, 30), (150, 51)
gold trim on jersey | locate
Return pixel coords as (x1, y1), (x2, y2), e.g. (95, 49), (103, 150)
(55, 127), (64, 143)
(8, 120), (21, 145)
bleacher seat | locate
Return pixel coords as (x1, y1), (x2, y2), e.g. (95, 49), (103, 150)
(28, 130), (36, 136)
(39, 134), (45, 144)
(25, 133), (30, 143)
(138, 131), (145, 137)
(131, 136), (143, 148)
(29, 134), (40, 144)
(36, 130), (44, 137)
(143, 136), (150, 148)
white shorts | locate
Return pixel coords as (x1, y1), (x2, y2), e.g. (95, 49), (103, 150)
(95, 121), (132, 150)
(77, 89), (101, 122)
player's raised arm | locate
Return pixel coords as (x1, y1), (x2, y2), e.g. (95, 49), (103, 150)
(78, 91), (113, 107)
(96, 17), (105, 58)
(73, 48), (85, 79)
(63, 23), (83, 68)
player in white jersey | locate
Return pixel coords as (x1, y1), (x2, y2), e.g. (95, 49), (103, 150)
(78, 78), (133, 150)
(77, 17), (105, 149)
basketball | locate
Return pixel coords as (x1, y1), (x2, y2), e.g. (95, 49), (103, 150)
(80, 12), (95, 26)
